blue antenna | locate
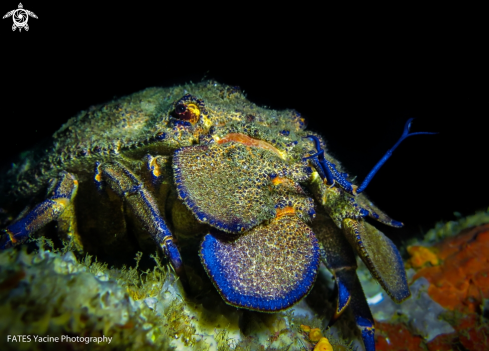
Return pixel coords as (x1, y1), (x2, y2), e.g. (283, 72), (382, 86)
(356, 118), (437, 194)
(304, 118), (437, 196)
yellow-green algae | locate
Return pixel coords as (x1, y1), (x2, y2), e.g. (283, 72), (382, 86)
(0, 239), (355, 350)
(422, 207), (489, 244)
(0, 245), (171, 350)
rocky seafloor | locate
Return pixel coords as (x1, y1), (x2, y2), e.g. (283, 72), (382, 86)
(1, 209), (489, 351)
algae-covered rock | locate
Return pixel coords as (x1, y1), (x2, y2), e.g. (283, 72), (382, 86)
(422, 207), (489, 244)
(0, 246), (172, 350)
(0, 243), (355, 351)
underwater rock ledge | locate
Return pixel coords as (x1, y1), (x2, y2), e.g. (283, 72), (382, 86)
(369, 209), (489, 351)
(0, 242), (355, 351)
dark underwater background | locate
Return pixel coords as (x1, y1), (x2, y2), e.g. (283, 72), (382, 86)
(0, 3), (486, 351)
(1, 3), (484, 250)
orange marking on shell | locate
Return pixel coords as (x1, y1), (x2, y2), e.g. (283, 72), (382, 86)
(276, 206), (295, 218)
(300, 324), (311, 332)
(217, 133), (284, 158)
(95, 173), (102, 182)
(272, 177), (288, 185)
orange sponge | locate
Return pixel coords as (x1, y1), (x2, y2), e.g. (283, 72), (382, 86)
(412, 224), (489, 313)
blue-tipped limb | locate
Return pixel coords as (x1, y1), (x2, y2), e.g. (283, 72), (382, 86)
(0, 172), (78, 250)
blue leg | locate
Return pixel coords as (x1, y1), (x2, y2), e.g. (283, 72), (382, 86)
(316, 215), (377, 350)
(329, 271), (352, 324)
(316, 215), (358, 324)
(302, 135), (336, 187)
(333, 268), (376, 351)
(1, 172), (78, 249)
(97, 161), (187, 281)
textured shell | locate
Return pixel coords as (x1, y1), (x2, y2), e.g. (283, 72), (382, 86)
(1, 81), (326, 204)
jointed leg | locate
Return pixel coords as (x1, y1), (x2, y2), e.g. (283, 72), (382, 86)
(334, 268), (375, 351)
(95, 161), (186, 280)
(315, 214), (374, 351)
(0, 172), (78, 249)
(143, 154), (172, 189)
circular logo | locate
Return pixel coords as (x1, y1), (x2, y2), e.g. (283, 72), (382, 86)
(12, 9), (28, 27)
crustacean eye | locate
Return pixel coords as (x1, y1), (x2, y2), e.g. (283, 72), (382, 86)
(172, 94), (207, 125)
(175, 104), (186, 114)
